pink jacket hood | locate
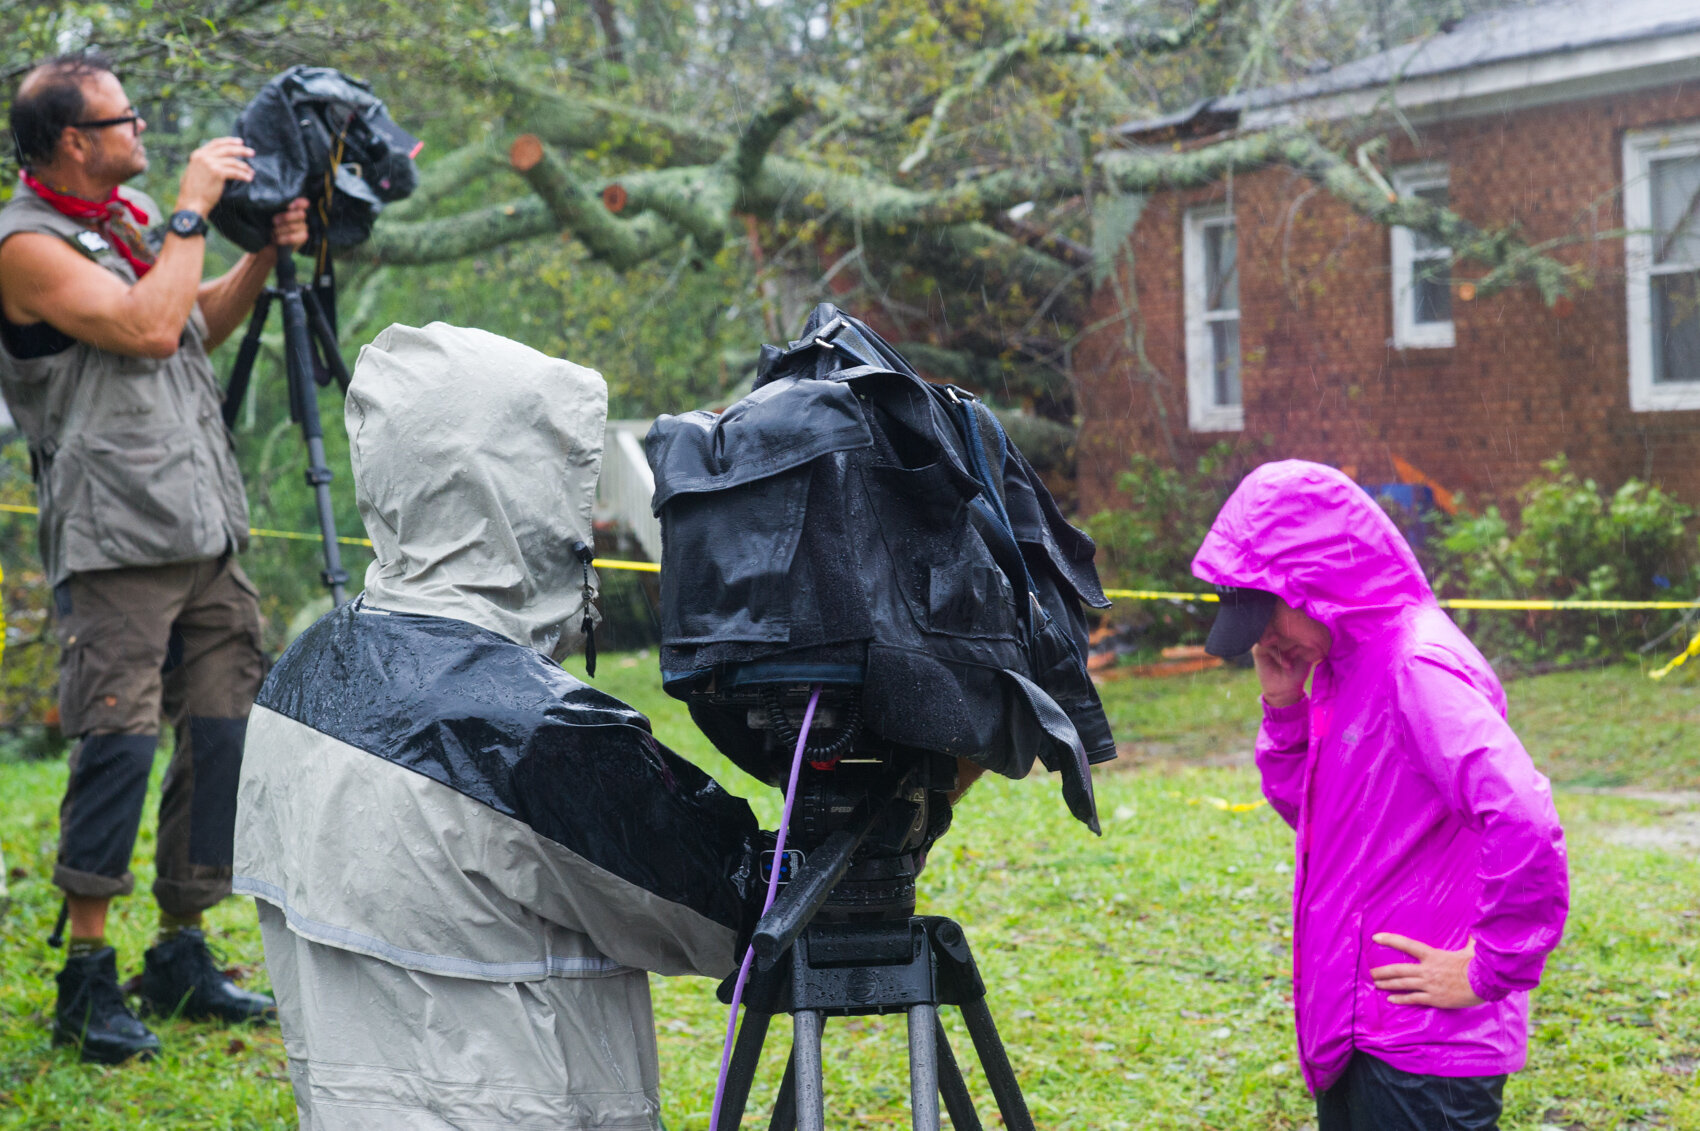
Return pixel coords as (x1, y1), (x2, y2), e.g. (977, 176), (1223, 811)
(1192, 461), (1569, 1093)
(1191, 460), (1436, 652)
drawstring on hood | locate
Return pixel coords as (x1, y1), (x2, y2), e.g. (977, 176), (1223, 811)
(347, 322), (607, 660)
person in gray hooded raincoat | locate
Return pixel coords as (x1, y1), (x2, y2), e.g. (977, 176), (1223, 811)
(233, 322), (759, 1130)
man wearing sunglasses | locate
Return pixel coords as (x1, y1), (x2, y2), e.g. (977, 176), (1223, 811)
(0, 52), (309, 1064)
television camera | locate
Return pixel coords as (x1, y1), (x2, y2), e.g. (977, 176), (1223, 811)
(647, 306), (1117, 1130)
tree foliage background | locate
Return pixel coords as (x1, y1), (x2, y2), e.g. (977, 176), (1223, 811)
(0, 0), (1542, 727)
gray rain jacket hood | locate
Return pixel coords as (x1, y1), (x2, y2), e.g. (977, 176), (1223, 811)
(235, 323), (758, 1130)
(349, 321), (603, 659)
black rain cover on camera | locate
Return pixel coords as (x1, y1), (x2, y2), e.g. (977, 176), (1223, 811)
(210, 66), (419, 253)
(646, 305), (1115, 831)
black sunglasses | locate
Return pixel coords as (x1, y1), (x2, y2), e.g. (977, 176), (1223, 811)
(73, 113), (141, 133)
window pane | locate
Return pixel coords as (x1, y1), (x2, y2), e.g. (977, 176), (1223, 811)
(1413, 259), (1451, 324)
(1411, 184), (1448, 254)
(1205, 223), (1238, 312)
(1211, 319), (1241, 407)
(1653, 271), (1700, 384)
(1651, 155), (1700, 267)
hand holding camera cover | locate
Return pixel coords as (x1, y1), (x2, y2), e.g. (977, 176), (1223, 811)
(646, 305), (1115, 830)
(233, 324), (759, 1126)
(210, 66), (418, 254)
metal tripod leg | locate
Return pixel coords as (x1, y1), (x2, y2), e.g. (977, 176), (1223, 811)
(272, 254), (349, 605)
(908, 1004), (941, 1131)
(793, 1010), (825, 1131)
(716, 1009), (773, 1130)
(766, 1052), (797, 1131)
(741, 918), (1025, 1131)
(934, 1016), (983, 1131)
(958, 999), (1035, 1131)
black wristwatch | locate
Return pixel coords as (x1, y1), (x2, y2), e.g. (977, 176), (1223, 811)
(167, 210), (208, 239)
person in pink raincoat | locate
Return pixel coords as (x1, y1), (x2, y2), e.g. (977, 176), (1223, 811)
(1192, 460), (1568, 1130)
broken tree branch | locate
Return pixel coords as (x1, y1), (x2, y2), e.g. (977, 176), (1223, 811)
(492, 68), (728, 167)
(731, 84), (815, 185)
(508, 133), (680, 269)
(382, 134), (503, 223)
(1099, 128), (1585, 304)
(351, 197), (556, 265)
(900, 0), (1242, 175)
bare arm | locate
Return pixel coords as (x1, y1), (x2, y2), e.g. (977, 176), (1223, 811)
(196, 199), (309, 350)
(0, 138), (255, 359)
(0, 229), (211, 358)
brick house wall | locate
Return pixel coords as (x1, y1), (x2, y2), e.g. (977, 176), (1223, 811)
(1076, 80), (1700, 517)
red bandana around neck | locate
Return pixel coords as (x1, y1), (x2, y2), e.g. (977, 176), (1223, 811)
(20, 170), (156, 278)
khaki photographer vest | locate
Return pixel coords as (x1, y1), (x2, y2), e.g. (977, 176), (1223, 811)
(0, 184), (250, 585)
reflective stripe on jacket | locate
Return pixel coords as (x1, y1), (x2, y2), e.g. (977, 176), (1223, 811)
(1192, 460), (1569, 1093)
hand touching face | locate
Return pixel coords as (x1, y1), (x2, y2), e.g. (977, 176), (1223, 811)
(1252, 599), (1331, 708)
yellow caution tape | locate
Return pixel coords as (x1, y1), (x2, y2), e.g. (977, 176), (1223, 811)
(1193, 796), (1268, 813)
(0, 502), (1690, 600)
(1100, 587), (1700, 612)
(248, 526), (374, 548)
(1650, 627), (1700, 681)
(0, 503), (656, 574)
(594, 558), (661, 574)
(1442, 597), (1700, 611)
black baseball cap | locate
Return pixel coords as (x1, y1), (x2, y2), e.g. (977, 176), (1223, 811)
(1204, 585), (1278, 658)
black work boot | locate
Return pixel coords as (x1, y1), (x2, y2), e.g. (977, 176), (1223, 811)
(53, 948), (161, 1064)
(138, 929), (276, 1023)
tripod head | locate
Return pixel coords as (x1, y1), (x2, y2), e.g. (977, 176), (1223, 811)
(693, 679), (958, 969)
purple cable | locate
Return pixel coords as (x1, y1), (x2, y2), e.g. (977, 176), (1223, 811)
(708, 684), (822, 1131)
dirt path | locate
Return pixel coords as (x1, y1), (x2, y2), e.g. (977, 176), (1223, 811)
(1563, 787), (1700, 853)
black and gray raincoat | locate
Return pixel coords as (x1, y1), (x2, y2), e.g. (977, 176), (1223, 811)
(234, 323), (756, 1130)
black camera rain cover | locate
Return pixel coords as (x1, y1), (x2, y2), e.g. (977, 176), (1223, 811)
(646, 305), (1116, 831)
(210, 66), (419, 253)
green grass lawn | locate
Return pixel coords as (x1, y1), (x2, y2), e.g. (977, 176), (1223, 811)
(2, 654), (1697, 1128)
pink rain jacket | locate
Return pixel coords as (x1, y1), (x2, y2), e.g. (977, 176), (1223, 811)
(1192, 460), (1568, 1093)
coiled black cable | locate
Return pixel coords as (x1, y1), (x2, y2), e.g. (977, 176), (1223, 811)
(760, 686), (861, 762)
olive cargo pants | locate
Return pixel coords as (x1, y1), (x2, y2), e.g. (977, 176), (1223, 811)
(53, 557), (265, 917)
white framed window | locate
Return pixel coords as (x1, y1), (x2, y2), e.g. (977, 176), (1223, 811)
(1390, 164), (1455, 349)
(1626, 123), (1700, 411)
(1183, 204), (1243, 432)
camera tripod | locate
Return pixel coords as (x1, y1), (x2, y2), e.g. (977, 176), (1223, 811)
(221, 252), (352, 604)
(715, 781), (1036, 1131)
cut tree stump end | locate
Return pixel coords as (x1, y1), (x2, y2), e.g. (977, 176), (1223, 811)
(509, 134), (545, 172)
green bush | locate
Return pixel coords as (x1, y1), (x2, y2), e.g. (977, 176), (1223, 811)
(1083, 443), (1244, 650)
(1425, 457), (1696, 664)
(1085, 451), (1697, 667)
